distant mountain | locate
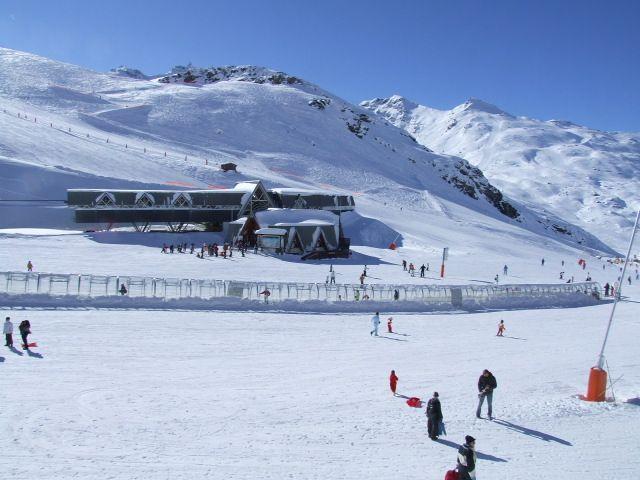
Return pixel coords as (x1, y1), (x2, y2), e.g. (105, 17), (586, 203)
(362, 95), (640, 250)
(0, 47), (616, 254)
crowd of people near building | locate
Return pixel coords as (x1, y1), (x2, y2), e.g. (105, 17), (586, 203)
(161, 241), (253, 259)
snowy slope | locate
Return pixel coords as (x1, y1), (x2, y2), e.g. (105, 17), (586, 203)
(0, 47), (615, 254)
(361, 95), (640, 251)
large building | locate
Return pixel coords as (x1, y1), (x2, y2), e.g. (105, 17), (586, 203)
(67, 181), (355, 231)
(66, 181), (354, 257)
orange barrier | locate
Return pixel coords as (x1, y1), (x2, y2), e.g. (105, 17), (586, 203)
(585, 367), (607, 402)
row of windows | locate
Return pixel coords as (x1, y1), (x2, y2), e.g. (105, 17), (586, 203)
(95, 192), (193, 208)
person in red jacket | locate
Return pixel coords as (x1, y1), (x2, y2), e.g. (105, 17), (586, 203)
(387, 317), (393, 333)
(390, 370), (398, 395)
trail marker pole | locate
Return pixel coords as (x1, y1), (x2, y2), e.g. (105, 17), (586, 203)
(440, 247), (449, 278)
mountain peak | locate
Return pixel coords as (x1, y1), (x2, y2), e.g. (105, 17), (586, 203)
(109, 66), (149, 80)
(157, 65), (305, 87)
(457, 98), (510, 116)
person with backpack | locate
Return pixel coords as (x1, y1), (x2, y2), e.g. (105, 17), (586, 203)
(476, 369), (497, 420)
(425, 392), (443, 440)
(389, 370), (398, 395)
(4, 316), (13, 347)
(370, 312), (380, 336)
(456, 435), (477, 480)
(19, 320), (31, 350)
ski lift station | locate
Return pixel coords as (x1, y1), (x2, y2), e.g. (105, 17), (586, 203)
(67, 181), (355, 257)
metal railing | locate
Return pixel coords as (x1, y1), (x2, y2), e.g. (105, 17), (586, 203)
(0, 271), (601, 306)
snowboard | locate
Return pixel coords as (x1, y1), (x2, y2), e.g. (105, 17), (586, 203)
(22, 342), (38, 348)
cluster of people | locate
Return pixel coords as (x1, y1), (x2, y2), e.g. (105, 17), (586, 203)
(388, 365), (494, 479)
(161, 241), (254, 259)
(401, 259), (429, 278)
(4, 316), (33, 350)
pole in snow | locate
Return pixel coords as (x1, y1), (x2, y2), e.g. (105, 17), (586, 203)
(440, 247), (449, 278)
(585, 207), (640, 401)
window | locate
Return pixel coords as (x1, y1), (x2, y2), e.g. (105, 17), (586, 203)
(173, 193), (192, 207)
(135, 193), (155, 208)
(95, 192), (116, 207)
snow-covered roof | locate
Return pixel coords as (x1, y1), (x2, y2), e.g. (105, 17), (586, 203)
(270, 188), (336, 196)
(255, 209), (338, 225)
(256, 228), (287, 236)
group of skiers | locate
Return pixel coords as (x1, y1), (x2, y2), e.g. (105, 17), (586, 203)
(401, 259), (429, 278)
(3, 316), (33, 350)
(161, 241), (253, 259)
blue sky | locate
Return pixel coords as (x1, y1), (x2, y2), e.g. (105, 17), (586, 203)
(0, 0), (638, 131)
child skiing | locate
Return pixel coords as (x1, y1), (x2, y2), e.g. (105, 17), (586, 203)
(389, 370), (398, 395)
(496, 320), (505, 337)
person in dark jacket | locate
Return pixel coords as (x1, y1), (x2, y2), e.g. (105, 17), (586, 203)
(476, 369), (497, 419)
(425, 391), (443, 440)
(19, 320), (31, 350)
(457, 435), (477, 480)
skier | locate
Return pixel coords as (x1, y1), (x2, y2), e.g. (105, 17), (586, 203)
(259, 289), (271, 304)
(359, 273), (365, 285)
(387, 317), (393, 333)
(161, 244), (168, 254)
(494, 274), (499, 284)
(389, 370), (398, 395)
(119, 283), (128, 295)
(425, 392), (443, 440)
(559, 271), (564, 280)
(476, 369), (497, 420)
(402, 259), (407, 271)
(19, 320), (31, 350)
(370, 312), (380, 336)
(27, 260), (33, 272)
(562, 259), (565, 266)
(420, 264), (426, 278)
(363, 265), (368, 277)
(169, 244), (174, 254)
(393, 289), (400, 301)
(409, 263), (415, 276)
(426, 263), (429, 271)
(628, 276), (632, 285)
(190, 243), (195, 254)
(457, 435), (477, 480)
(496, 320), (505, 337)
(541, 258), (545, 266)
(329, 270), (336, 284)
(503, 264), (508, 275)
(3, 316), (13, 347)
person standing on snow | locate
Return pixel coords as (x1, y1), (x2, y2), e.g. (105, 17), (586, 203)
(541, 258), (545, 266)
(119, 283), (128, 295)
(389, 370), (398, 395)
(370, 312), (380, 336)
(402, 260), (407, 271)
(329, 270), (336, 284)
(420, 264), (426, 277)
(503, 265), (508, 275)
(393, 289), (400, 301)
(425, 392), (443, 440)
(359, 273), (365, 285)
(494, 274), (499, 284)
(476, 369), (497, 420)
(4, 316), (13, 347)
(27, 260), (33, 272)
(457, 435), (477, 480)
(387, 317), (393, 333)
(19, 320), (31, 350)
(496, 320), (505, 337)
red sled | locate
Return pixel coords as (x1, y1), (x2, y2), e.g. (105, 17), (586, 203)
(22, 342), (38, 348)
(406, 397), (421, 408)
(445, 470), (459, 480)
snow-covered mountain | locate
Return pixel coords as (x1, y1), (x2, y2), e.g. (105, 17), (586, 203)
(0, 47), (616, 254)
(361, 95), (639, 251)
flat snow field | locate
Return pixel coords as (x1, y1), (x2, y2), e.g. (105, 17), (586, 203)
(0, 301), (638, 479)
